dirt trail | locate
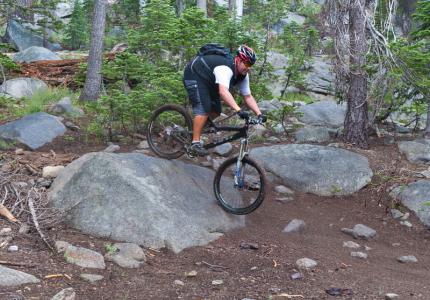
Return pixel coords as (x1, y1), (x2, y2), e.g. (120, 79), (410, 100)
(1, 137), (430, 300)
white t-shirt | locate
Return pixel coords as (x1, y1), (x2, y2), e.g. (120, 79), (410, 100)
(213, 65), (251, 96)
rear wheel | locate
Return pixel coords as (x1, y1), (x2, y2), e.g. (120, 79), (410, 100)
(146, 104), (193, 159)
(214, 156), (266, 215)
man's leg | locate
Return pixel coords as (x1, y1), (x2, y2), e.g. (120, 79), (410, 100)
(192, 114), (208, 143)
(189, 114), (209, 156)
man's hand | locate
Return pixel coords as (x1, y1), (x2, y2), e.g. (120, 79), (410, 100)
(257, 114), (267, 124)
(237, 109), (249, 119)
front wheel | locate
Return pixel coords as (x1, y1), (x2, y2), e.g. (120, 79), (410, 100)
(214, 156), (266, 215)
(146, 104), (193, 159)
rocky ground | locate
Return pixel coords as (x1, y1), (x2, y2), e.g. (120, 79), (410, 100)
(0, 135), (430, 300)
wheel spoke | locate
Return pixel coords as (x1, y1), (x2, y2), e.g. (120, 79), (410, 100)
(146, 105), (192, 159)
(214, 157), (266, 215)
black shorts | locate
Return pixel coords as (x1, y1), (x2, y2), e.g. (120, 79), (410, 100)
(183, 63), (221, 115)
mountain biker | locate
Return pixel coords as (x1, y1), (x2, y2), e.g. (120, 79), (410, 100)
(183, 44), (267, 156)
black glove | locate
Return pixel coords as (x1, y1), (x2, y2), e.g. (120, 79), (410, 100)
(257, 114), (267, 124)
(237, 109), (249, 119)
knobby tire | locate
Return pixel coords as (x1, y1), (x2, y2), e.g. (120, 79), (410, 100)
(146, 104), (193, 159)
(213, 156), (266, 215)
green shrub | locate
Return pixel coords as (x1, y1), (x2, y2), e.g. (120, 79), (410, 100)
(0, 46), (20, 84)
(15, 87), (72, 117)
(0, 94), (19, 122)
(282, 92), (313, 104)
(0, 138), (15, 150)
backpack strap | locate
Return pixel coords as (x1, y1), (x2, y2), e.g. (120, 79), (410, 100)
(199, 57), (211, 72)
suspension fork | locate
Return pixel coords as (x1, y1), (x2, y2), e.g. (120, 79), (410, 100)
(234, 138), (249, 187)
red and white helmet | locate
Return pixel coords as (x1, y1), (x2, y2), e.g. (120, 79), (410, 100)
(236, 45), (256, 65)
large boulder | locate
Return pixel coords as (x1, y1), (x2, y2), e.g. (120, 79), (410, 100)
(5, 19), (61, 51)
(295, 126), (331, 143)
(251, 144), (373, 196)
(258, 99), (290, 114)
(0, 77), (48, 99)
(0, 112), (66, 150)
(55, 1), (74, 19)
(297, 100), (346, 128)
(265, 52), (290, 97)
(49, 152), (245, 253)
(389, 96), (427, 130)
(50, 96), (85, 117)
(13, 46), (61, 63)
(390, 180), (430, 228)
(306, 91), (337, 102)
(398, 139), (430, 165)
(265, 53), (335, 98)
(272, 12), (306, 35)
(305, 56), (335, 95)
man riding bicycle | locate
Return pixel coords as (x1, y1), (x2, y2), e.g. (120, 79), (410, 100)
(183, 44), (267, 156)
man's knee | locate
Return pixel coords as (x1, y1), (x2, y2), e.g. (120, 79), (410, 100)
(193, 113), (209, 119)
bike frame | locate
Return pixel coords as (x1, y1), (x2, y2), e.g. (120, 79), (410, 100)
(202, 118), (249, 160)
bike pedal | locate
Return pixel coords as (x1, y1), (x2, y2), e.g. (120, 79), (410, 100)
(186, 152), (196, 158)
(185, 147), (196, 158)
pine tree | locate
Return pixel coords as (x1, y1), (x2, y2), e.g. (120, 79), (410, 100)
(0, 0), (62, 44)
(64, 0), (88, 49)
(113, 0), (140, 25)
(411, 0), (430, 136)
(82, 0), (94, 20)
(128, 0), (179, 60)
(30, 0), (63, 47)
(82, 0), (94, 31)
(392, 0), (430, 136)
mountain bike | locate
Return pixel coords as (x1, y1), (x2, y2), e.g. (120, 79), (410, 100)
(146, 104), (267, 215)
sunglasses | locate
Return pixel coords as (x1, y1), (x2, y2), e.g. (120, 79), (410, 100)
(242, 60), (253, 68)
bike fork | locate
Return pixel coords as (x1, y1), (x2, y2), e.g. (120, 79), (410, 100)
(234, 139), (248, 188)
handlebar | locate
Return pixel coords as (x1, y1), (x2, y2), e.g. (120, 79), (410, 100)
(244, 115), (267, 125)
(247, 117), (263, 125)
(236, 110), (267, 125)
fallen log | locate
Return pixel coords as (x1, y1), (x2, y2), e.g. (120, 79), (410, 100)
(10, 53), (116, 88)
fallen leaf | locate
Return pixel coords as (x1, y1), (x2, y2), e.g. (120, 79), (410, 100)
(185, 270), (198, 277)
(212, 279), (223, 285)
(0, 204), (18, 222)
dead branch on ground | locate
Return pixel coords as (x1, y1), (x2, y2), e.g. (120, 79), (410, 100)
(0, 157), (63, 250)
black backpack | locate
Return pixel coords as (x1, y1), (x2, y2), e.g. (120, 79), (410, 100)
(197, 43), (232, 58)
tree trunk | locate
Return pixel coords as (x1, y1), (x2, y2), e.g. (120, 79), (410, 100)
(196, 0), (207, 17)
(175, 0), (185, 16)
(235, 0), (243, 18)
(343, 0), (369, 148)
(79, 0), (107, 101)
(227, 0), (243, 18)
(228, 0), (234, 14)
(425, 97), (430, 138)
(329, 0), (350, 100)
